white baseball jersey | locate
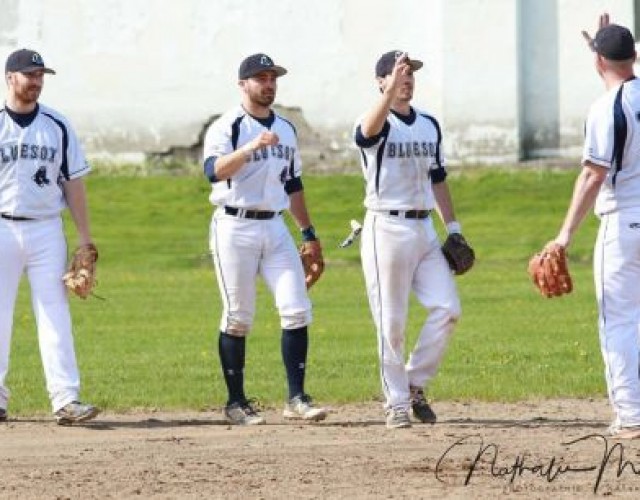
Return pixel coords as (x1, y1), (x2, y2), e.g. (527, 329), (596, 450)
(203, 105), (302, 211)
(583, 77), (640, 215)
(354, 107), (446, 211)
(0, 103), (90, 219)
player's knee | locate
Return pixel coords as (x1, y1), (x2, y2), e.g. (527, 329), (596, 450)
(281, 309), (311, 330)
(225, 319), (251, 337)
(439, 299), (461, 322)
(429, 304), (461, 332)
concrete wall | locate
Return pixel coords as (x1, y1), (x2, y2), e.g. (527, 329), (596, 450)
(0, 0), (636, 165)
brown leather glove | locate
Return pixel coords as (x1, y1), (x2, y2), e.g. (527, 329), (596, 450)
(63, 243), (99, 299)
(528, 243), (573, 298)
(299, 240), (324, 289)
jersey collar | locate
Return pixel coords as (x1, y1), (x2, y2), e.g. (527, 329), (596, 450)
(4, 103), (39, 128)
(390, 107), (416, 126)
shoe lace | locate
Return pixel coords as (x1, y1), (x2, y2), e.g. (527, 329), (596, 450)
(241, 398), (262, 415)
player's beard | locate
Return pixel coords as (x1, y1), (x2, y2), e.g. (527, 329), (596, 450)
(250, 91), (275, 108)
(14, 83), (41, 105)
(246, 85), (275, 108)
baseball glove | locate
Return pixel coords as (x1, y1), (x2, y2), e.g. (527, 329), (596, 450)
(441, 233), (475, 275)
(63, 243), (99, 299)
(527, 243), (573, 298)
(299, 241), (324, 289)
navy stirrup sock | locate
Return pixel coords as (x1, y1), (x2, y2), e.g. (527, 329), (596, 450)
(281, 326), (309, 399)
(218, 331), (246, 405)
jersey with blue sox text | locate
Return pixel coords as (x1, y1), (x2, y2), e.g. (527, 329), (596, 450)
(0, 103), (90, 219)
(203, 105), (302, 212)
(584, 77), (640, 215)
(354, 107), (446, 211)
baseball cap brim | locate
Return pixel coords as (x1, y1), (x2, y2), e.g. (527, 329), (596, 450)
(376, 51), (424, 77)
(242, 65), (287, 79)
(12, 65), (55, 75)
(406, 59), (423, 72)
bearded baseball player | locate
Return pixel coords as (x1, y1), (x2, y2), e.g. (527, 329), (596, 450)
(0, 49), (99, 425)
(203, 53), (327, 425)
(354, 51), (472, 429)
(544, 15), (640, 439)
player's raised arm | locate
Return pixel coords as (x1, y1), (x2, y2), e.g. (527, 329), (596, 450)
(359, 52), (415, 139)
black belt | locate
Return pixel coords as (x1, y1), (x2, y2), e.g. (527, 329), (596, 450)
(224, 206), (280, 220)
(1, 213), (34, 221)
(388, 210), (431, 219)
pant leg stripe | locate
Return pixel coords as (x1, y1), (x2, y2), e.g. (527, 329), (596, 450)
(371, 215), (390, 397)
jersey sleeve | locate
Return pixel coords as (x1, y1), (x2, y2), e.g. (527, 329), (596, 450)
(582, 98), (615, 169)
(67, 126), (90, 179)
(424, 114), (447, 183)
(354, 120), (390, 148)
(203, 118), (234, 161)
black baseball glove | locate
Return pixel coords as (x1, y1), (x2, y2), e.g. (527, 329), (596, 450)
(441, 233), (475, 275)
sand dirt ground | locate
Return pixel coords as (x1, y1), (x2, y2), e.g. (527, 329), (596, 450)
(2, 398), (640, 499)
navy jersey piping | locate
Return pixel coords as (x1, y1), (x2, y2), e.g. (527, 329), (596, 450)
(420, 112), (447, 184)
(227, 114), (247, 188)
(375, 122), (391, 195)
(611, 84), (627, 187)
(42, 112), (69, 180)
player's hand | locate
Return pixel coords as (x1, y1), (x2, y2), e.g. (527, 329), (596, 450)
(305, 239), (322, 260)
(244, 131), (279, 153)
(582, 12), (610, 51)
(385, 52), (412, 93)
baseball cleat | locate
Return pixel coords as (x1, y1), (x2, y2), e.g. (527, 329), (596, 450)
(283, 394), (327, 421)
(224, 400), (266, 426)
(54, 401), (100, 426)
(0, 408), (7, 422)
(386, 407), (412, 429)
(409, 386), (437, 424)
(608, 424), (640, 439)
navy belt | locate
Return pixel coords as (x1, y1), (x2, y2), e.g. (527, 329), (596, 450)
(1, 213), (34, 221)
(224, 206), (280, 220)
(388, 210), (431, 219)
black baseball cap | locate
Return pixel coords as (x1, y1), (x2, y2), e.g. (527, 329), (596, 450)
(238, 53), (287, 79)
(375, 50), (423, 77)
(5, 48), (55, 74)
(592, 24), (636, 61)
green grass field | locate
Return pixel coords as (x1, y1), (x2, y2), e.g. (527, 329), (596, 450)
(6, 167), (605, 415)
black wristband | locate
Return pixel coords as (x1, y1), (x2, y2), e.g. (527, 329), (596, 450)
(301, 225), (317, 242)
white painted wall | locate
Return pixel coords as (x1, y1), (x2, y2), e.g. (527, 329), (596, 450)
(0, 0), (636, 164)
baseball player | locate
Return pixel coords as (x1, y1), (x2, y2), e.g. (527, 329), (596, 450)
(202, 53), (327, 425)
(0, 49), (98, 424)
(354, 51), (469, 429)
(547, 15), (640, 439)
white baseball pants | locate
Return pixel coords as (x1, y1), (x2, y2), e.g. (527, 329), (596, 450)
(361, 211), (460, 410)
(210, 209), (312, 335)
(0, 217), (80, 412)
(594, 210), (640, 428)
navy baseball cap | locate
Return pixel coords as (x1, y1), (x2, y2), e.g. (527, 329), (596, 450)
(375, 50), (423, 77)
(592, 24), (636, 61)
(5, 48), (55, 74)
(238, 53), (287, 79)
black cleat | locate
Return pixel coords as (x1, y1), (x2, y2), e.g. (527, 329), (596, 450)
(410, 386), (437, 423)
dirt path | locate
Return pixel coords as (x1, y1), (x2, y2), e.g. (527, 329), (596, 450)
(2, 398), (640, 499)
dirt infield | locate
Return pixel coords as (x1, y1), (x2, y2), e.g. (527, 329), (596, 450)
(2, 398), (640, 499)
